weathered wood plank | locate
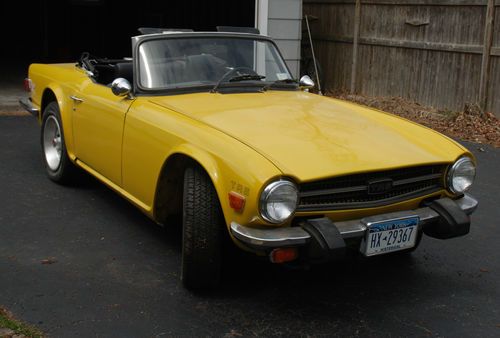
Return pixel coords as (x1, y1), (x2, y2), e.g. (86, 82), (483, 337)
(350, 0), (361, 92)
(360, 3), (486, 45)
(304, 0), (500, 6)
(479, 0), (495, 109)
(313, 35), (485, 54)
(354, 45), (482, 111)
(486, 56), (499, 113)
(494, 2), (500, 46)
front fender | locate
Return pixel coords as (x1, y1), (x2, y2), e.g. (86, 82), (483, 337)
(122, 98), (283, 231)
(164, 143), (272, 231)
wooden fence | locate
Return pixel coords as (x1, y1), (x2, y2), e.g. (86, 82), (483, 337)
(303, 0), (499, 116)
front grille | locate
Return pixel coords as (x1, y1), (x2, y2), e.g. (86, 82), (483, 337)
(297, 164), (447, 211)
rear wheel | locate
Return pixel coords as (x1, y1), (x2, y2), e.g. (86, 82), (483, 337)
(181, 166), (224, 289)
(41, 102), (76, 184)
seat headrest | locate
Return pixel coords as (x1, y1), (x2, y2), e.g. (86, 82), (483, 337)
(114, 62), (133, 83)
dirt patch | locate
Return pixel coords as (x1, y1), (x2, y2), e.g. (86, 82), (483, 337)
(0, 103), (26, 115)
(0, 111), (29, 116)
(332, 93), (500, 148)
(0, 307), (43, 338)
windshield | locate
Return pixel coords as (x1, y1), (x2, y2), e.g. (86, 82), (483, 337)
(138, 37), (293, 90)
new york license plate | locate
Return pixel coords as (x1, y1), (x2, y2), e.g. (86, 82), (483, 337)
(361, 216), (419, 256)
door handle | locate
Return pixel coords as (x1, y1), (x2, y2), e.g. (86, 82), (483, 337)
(70, 95), (84, 103)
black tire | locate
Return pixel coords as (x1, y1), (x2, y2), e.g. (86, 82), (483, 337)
(41, 101), (77, 184)
(181, 166), (224, 289)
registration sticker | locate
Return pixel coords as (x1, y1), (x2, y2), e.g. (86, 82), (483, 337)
(276, 73), (289, 80)
(361, 216), (419, 256)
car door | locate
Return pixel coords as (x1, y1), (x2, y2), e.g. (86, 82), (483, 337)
(71, 78), (134, 185)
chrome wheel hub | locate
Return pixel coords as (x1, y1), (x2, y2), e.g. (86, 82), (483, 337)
(43, 115), (62, 171)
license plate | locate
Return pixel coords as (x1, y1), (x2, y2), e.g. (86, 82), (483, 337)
(361, 216), (419, 256)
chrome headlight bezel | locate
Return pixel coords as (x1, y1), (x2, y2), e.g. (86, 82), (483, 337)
(260, 180), (299, 224)
(447, 157), (476, 194)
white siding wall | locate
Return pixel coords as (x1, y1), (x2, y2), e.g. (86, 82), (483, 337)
(256, 0), (302, 78)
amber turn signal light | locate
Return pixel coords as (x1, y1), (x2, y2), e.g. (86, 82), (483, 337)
(269, 248), (298, 264)
(228, 191), (245, 212)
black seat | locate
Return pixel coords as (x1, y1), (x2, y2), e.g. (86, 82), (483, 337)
(94, 64), (116, 85)
(114, 62), (133, 84)
(185, 54), (225, 82)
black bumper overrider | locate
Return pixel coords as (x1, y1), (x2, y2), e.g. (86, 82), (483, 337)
(230, 194), (478, 260)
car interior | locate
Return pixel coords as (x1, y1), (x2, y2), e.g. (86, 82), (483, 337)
(77, 52), (133, 86)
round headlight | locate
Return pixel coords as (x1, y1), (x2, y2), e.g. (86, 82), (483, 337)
(260, 180), (298, 223)
(447, 157), (476, 194)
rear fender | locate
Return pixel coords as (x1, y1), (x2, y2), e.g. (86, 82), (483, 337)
(42, 84), (76, 160)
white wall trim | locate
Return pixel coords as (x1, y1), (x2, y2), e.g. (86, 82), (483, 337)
(255, 0), (269, 36)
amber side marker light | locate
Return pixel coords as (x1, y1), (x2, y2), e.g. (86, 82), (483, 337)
(228, 191), (245, 212)
(270, 248), (298, 264)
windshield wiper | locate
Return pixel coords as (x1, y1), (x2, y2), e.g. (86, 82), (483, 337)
(211, 67), (265, 93)
(228, 74), (265, 82)
(261, 78), (297, 91)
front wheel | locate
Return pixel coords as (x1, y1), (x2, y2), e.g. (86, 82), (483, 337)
(41, 102), (76, 184)
(181, 166), (224, 289)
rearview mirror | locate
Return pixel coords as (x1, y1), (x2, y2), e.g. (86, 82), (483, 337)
(111, 78), (132, 97)
(299, 75), (315, 90)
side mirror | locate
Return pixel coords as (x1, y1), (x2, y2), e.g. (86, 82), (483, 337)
(299, 75), (315, 90)
(111, 78), (132, 97)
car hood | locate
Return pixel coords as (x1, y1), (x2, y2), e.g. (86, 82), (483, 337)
(148, 91), (466, 181)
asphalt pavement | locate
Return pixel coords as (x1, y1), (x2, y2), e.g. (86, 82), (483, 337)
(0, 115), (499, 337)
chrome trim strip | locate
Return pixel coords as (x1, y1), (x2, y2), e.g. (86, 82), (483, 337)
(231, 194), (477, 248)
(299, 173), (442, 198)
(334, 207), (440, 239)
(230, 222), (310, 248)
(297, 186), (441, 211)
(392, 173), (442, 186)
(19, 98), (39, 117)
(69, 95), (84, 103)
(299, 185), (366, 198)
(454, 193), (479, 215)
(336, 194), (477, 238)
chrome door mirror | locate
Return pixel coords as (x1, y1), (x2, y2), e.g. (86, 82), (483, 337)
(299, 75), (315, 90)
(111, 78), (132, 97)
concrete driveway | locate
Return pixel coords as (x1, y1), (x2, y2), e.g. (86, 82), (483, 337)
(0, 115), (499, 337)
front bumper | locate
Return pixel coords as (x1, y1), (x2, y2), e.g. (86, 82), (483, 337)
(230, 194), (478, 251)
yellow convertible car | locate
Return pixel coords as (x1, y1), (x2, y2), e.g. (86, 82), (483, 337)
(20, 28), (478, 289)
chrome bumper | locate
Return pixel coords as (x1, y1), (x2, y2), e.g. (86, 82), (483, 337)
(230, 194), (478, 248)
(19, 98), (39, 117)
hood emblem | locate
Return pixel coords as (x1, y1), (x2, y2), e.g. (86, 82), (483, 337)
(367, 178), (393, 195)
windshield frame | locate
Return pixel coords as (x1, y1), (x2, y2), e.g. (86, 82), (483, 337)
(131, 32), (296, 95)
